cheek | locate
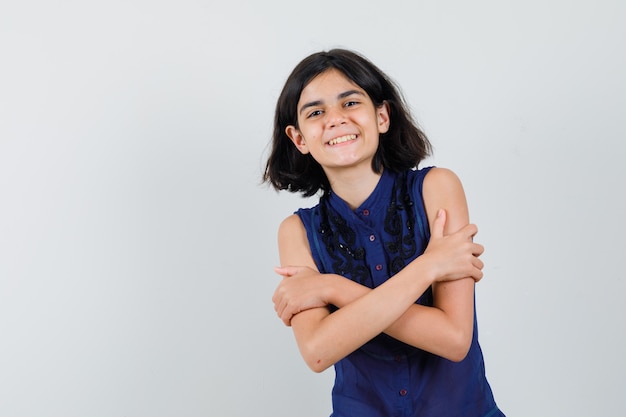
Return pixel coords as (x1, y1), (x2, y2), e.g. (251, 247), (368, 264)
(300, 126), (322, 142)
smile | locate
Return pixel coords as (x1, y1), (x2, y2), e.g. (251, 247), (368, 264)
(327, 134), (357, 146)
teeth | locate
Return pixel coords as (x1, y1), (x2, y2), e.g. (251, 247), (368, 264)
(328, 134), (357, 146)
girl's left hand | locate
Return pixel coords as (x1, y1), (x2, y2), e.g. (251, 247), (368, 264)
(272, 266), (329, 326)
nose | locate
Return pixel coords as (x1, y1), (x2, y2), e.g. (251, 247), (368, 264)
(325, 105), (346, 128)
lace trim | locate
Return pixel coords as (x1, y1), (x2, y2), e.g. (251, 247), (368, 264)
(317, 172), (417, 287)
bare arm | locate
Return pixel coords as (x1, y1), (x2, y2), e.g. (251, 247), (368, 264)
(273, 169), (482, 371)
(273, 168), (481, 365)
(275, 214), (438, 372)
(382, 167), (478, 360)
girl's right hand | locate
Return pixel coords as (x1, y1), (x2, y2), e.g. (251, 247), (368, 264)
(272, 266), (330, 326)
(422, 209), (485, 283)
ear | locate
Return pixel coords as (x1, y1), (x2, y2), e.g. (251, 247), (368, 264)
(285, 125), (310, 154)
(377, 101), (391, 134)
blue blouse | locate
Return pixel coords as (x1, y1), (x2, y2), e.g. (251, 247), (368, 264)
(296, 168), (504, 417)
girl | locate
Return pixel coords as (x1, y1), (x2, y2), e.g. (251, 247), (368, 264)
(264, 49), (504, 417)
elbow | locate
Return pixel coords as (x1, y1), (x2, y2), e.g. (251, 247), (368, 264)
(300, 341), (334, 373)
(444, 330), (473, 363)
(307, 359), (331, 373)
(447, 345), (470, 363)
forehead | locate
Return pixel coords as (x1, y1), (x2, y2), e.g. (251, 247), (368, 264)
(298, 69), (364, 103)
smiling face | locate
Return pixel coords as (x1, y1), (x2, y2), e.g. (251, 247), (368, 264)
(285, 69), (390, 176)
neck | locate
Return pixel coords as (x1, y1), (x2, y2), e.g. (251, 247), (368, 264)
(326, 165), (383, 210)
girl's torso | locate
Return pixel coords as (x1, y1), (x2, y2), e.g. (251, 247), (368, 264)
(296, 167), (504, 417)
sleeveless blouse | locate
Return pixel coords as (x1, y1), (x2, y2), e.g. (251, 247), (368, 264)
(296, 168), (504, 417)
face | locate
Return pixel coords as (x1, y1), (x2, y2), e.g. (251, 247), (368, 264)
(285, 69), (390, 175)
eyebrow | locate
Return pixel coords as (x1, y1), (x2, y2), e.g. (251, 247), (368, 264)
(298, 89), (365, 116)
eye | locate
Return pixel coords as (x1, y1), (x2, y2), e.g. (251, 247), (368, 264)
(344, 100), (359, 107)
(307, 109), (323, 118)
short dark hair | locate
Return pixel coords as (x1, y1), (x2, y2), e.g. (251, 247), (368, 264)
(263, 49), (432, 197)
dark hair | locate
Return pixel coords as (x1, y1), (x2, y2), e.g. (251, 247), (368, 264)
(263, 48), (432, 197)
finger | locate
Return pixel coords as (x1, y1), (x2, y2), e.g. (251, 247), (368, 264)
(276, 265), (303, 275)
(431, 209), (446, 239)
(461, 223), (478, 240)
(472, 256), (484, 281)
(279, 300), (289, 319)
(473, 257), (484, 271)
(474, 270), (484, 282)
(274, 290), (287, 316)
(271, 283), (285, 305)
(472, 243), (485, 257)
(281, 305), (296, 326)
(467, 266), (483, 282)
(274, 266), (295, 277)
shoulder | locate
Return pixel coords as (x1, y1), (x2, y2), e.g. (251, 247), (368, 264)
(424, 166), (462, 185)
(422, 167), (470, 231)
(278, 213), (314, 251)
(423, 167), (465, 198)
(278, 213), (306, 240)
(404, 166), (464, 202)
(277, 213), (317, 269)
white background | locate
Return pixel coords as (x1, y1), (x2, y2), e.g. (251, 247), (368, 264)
(1, 1), (624, 416)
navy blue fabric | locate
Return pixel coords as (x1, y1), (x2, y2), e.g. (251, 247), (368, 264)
(296, 168), (504, 417)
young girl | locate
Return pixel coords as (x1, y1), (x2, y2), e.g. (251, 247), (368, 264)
(264, 49), (504, 417)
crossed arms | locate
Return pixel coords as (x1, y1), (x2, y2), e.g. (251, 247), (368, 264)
(272, 168), (484, 372)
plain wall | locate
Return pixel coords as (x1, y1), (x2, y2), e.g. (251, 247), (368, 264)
(1, 0), (624, 416)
